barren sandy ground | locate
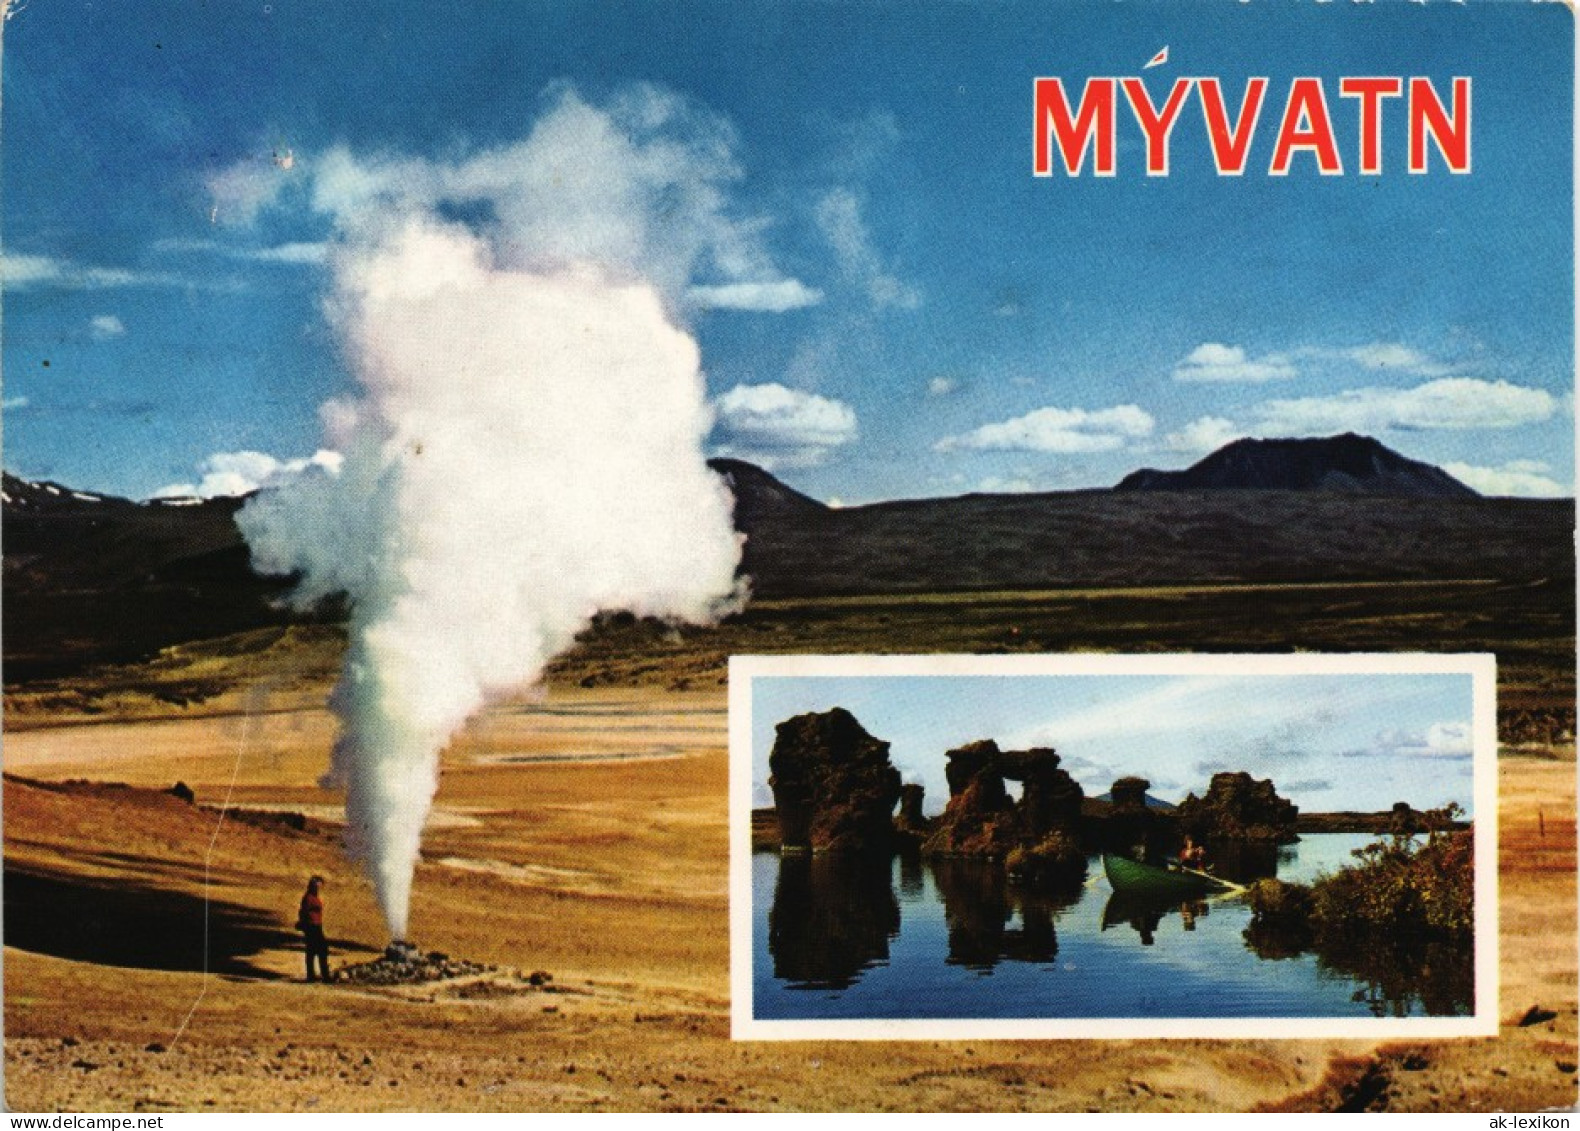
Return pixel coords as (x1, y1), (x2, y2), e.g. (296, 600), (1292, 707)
(4, 687), (1575, 1112)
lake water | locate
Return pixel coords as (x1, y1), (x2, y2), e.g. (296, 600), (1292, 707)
(751, 834), (1473, 1021)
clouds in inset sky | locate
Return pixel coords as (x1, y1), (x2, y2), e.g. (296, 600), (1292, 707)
(752, 671), (1479, 816)
(711, 382), (858, 468)
(1281, 778), (1335, 794)
(936, 404), (1154, 453)
(1010, 675), (1284, 748)
(1346, 721), (1473, 761)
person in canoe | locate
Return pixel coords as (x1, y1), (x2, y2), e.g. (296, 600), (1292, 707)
(1178, 835), (1207, 871)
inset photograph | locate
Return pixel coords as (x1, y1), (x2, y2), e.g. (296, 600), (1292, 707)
(730, 653), (1496, 1040)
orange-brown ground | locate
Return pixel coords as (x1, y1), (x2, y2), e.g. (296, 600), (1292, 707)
(4, 687), (1576, 1112)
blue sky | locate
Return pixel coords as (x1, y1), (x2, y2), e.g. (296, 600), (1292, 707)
(3, 1), (1573, 502)
(750, 671), (1478, 815)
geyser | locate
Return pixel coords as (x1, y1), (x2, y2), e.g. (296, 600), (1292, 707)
(240, 222), (744, 938)
(233, 85), (817, 937)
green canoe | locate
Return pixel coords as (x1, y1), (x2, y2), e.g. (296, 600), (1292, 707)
(1102, 854), (1237, 897)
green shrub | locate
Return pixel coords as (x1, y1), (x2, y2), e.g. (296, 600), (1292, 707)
(1309, 804), (1472, 943)
(1006, 831), (1086, 887)
(1247, 877), (1314, 924)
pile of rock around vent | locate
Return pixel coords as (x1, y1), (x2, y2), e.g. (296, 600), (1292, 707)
(334, 941), (499, 986)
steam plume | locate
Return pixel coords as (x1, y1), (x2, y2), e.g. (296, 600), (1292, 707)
(237, 89), (763, 936)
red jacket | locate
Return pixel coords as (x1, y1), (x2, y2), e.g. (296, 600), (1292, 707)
(300, 891), (324, 928)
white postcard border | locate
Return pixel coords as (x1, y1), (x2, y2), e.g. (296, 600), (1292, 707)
(728, 652), (1498, 1041)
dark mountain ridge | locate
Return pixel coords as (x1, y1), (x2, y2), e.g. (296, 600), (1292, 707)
(4, 436), (1571, 678)
(705, 457), (827, 530)
(2, 472), (302, 680)
(1117, 433), (1477, 497)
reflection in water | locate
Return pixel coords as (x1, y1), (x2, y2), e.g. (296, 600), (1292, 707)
(1243, 925), (1473, 1017)
(1323, 937), (1473, 1018)
(931, 858), (1079, 971)
(1242, 915), (1310, 961)
(768, 854), (1087, 985)
(1100, 891), (1211, 946)
(768, 853), (899, 989)
(759, 838), (1473, 1017)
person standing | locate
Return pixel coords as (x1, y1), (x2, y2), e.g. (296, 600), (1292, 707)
(298, 875), (331, 982)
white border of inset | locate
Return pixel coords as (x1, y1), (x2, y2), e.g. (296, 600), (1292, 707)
(728, 652), (1498, 1041)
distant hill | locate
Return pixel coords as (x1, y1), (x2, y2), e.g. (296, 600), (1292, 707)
(2, 472), (301, 680)
(720, 461), (1569, 598)
(705, 458), (827, 531)
(4, 434), (1572, 678)
(1117, 433), (1477, 498)
(1093, 791), (1177, 812)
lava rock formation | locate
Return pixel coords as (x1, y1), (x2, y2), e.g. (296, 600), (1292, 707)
(1177, 771), (1299, 843)
(767, 708), (903, 853)
(921, 739), (1085, 870)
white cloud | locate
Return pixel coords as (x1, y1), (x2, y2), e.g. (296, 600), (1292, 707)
(814, 188), (920, 310)
(1352, 721), (1472, 761)
(825, 109), (903, 178)
(207, 156), (294, 225)
(89, 314), (126, 340)
(1174, 343), (1297, 383)
(927, 376), (960, 398)
(1442, 459), (1571, 498)
(215, 86), (816, 313)
(974, 475), (1038, 494)
(1331, 343), (1449, 375)
(711, 382), (858, 468)
(252, 241), (330, 264)
(1008, 676), (1280, 748)
(1, 254), (190, 291)
(1173, 340), (1448, 384)
(4, 395), (30, 411)
(686, 280), (822, 312)
(157, 238), (332, 266)
(1255, 377), (1557, 434)
(153, 449), (343, 499)
(936, 404), (1154, 453)
(1282, 778), (1335, 794)
(1163, 415), (1246, 453)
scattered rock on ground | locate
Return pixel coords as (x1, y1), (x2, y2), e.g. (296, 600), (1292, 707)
(334, 948), (497, 987)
